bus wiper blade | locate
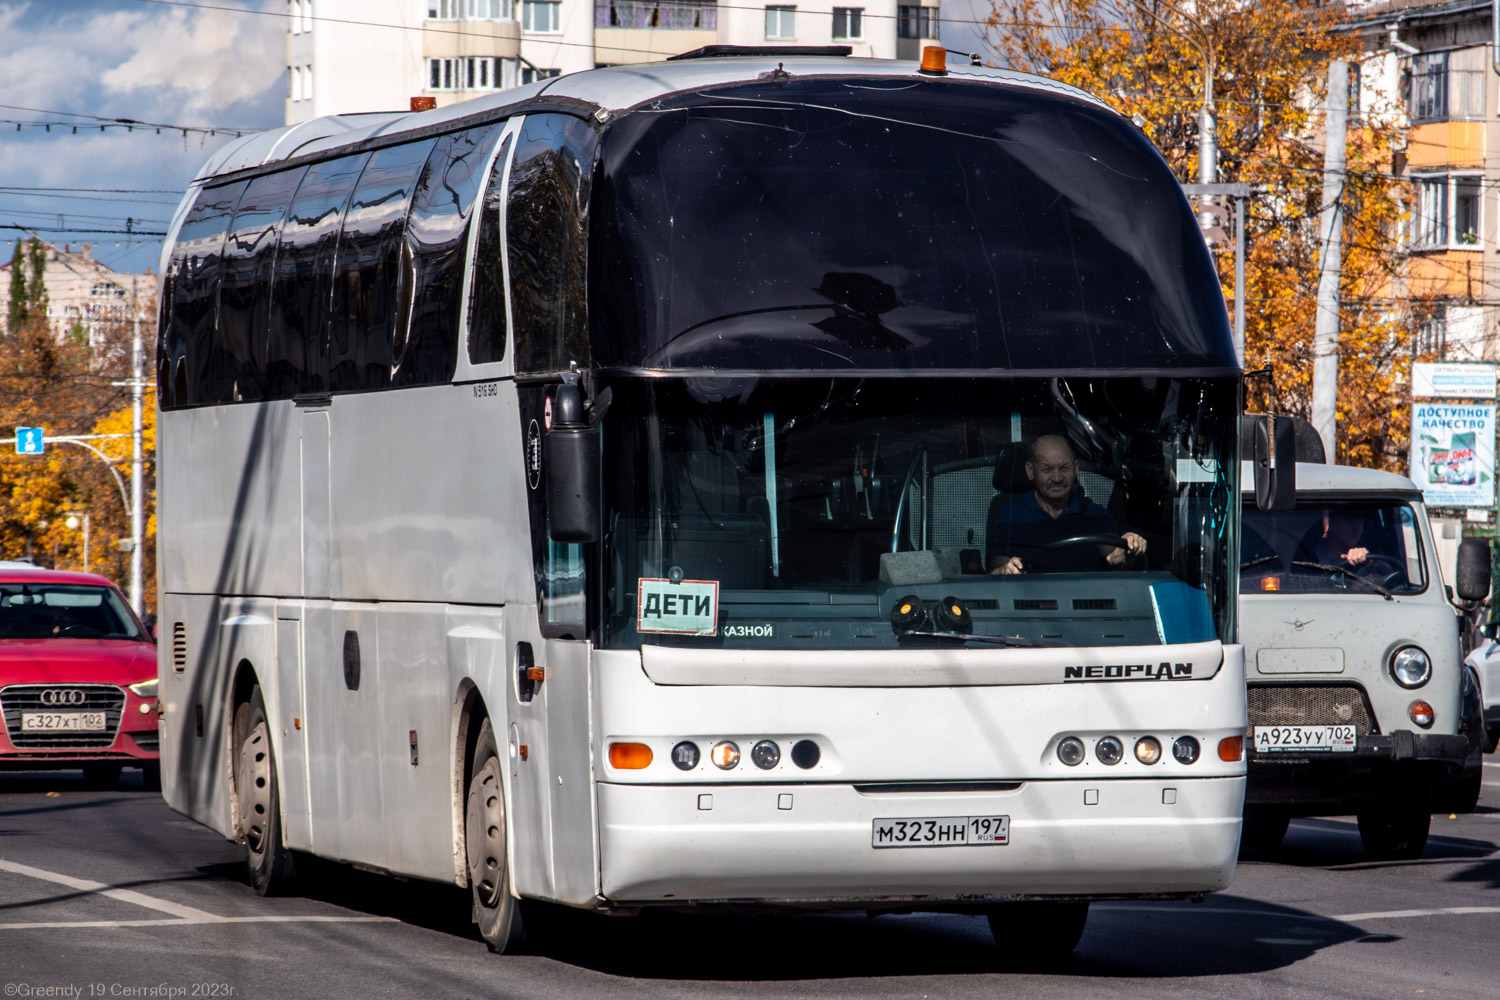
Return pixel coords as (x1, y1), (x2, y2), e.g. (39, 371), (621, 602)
(903, 630), (1066, 648)
(1290, 561), (1394, 601)
(1240, 554), (1277, 571)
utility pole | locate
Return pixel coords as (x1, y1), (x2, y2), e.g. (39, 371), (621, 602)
(1311, 59), (1349, 463)
(130, 304), (144, 615)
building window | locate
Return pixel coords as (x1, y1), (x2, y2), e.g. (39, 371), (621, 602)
(302, 0), (313, 31)
(428, 0), (507, 19)
(289, 64), (313, 102)
(1415, 304), (1447, 355)
(289, 0), (314, 33)
(897, 5), (938, 40)
(595, 1), (718, 29)
(765, 5), (795, 39)
(428, 57), (509, 91)
(1409, 47), (1485, 122)
(832, 6), (861, 39)
(522, 67), (562, 84)
(524, 0), (561, 31)
(1414, 173), (1483, 249)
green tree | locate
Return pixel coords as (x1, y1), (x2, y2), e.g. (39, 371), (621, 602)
(6, 237), (50, 338)
(6, 240), (25, 336)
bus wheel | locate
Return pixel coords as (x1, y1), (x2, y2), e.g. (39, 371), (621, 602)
(235, 688), (298, 895)
(1357, 787), (1431, 861)
(987, 901), (1089, 960)
(1241, 805), (1291, 850)
(466, 718), (524, 953)
(140, 763), (162, 793)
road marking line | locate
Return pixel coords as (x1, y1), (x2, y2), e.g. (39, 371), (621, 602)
(1331, 906), (1500, 922)
(0, 858), (218, 920)
(0, 916), (398, 931)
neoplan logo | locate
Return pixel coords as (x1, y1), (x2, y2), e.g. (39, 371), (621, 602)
(1062, 662), (1193, 682)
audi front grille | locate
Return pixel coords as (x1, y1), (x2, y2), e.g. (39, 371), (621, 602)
(0, 683), (126, 749)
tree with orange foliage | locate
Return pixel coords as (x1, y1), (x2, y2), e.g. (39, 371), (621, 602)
(984, 0), (1423, 469)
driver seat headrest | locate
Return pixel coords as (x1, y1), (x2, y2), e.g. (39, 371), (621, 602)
(993, 442), (1033, 493)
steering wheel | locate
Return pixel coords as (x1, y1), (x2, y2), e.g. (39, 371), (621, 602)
(1346, 553), (1406, 589)
(1039, 533), (1129, 552)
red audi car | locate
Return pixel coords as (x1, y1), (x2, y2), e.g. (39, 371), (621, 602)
(0, 565), (158, 788)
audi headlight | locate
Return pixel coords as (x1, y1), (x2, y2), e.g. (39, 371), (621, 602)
(1390, 646), (1431, 689)
(128, 678), (158, 699)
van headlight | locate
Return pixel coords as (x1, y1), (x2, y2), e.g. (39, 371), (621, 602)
(1390, 647), (1431, 689)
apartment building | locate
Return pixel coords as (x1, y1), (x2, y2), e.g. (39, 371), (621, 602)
(0, 242), (151, 346)
(283, 0), (942, 122)
(1347, 0), (1500, 360)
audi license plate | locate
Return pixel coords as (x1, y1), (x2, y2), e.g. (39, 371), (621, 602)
(1253, 724), (1356, 753)
(872, 815), (1010, 848)
(20, 712), (106, 732)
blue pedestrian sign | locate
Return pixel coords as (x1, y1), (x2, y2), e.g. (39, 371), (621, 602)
(15, 427), (44, 455)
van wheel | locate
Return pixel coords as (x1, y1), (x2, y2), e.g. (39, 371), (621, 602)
(235, 687), (298, 895)
(1357, 787), (1431, 861)
(466, 718), (524, 953)
(1241, 806), (1291, 850)
(987, 901), (1089, 960)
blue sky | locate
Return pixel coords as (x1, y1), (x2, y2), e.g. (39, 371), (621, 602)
(0, 0), (284, 278)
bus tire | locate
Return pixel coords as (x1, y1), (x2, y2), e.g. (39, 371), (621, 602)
(1240, 805), (1291, 850)
(235, 687), (298, 896)
(140, 763), (162, 793)
(987, 901), (1089, 960)
(1357, 788), (1431, 861)
(466, 718), (524, 953)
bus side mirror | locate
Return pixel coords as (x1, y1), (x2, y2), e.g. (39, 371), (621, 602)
(1252, 415), (1296, 512)
(1456, 537), (1492, 602)
(545, 375), (600, 543)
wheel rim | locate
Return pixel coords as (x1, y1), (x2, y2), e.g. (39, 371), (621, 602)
(239, 719), (273, 856)
(466, 755), (505, 909)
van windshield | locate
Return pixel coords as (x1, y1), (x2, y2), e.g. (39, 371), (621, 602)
(1240, 503), (1427, 597)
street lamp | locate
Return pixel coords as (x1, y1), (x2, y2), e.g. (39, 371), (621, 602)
(65, 512), (91, 573)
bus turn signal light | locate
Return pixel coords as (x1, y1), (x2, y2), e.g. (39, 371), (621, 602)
(1259, 576), (1281, 591)
(608, 742), (653, 769)
(1217, 736), (1243, 762)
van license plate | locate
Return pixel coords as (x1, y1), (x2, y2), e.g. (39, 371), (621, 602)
(1253, 725), (1356, 752)
(872, 815), (1009, 848)
(21, 712), (106, 732)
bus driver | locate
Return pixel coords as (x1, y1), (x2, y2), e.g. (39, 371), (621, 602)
(987, 434), (1147, 575)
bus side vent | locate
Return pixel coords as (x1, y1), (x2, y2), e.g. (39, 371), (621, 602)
(1013, 599), (1058, 611)
(1072, 599), (1116, 610)
(965, 599), (999, 610)
(172, 622), (187, 672)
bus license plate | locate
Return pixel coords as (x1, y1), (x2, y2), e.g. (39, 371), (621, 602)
(872, 815), (1010, 848)
(21, 712), (106, 732)
(1253, 725), (1356, 753)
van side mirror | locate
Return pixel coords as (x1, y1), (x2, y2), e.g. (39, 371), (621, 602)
(1482, 621), (1498, 640)
(1252, 415), (1296, 512)
(545, 374), (600, 543)
(1456, 537), (1492, 602)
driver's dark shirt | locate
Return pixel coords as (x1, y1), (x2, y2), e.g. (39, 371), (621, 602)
(988, 491), (1119, 573)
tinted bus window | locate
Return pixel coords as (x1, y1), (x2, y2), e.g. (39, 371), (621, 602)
(273, 154), (368, 397)
(402, 124), (501, 385)
(159, 181), (246, 409)
(270, 154), (366, 395)
(217, 167), (305, 403)
(469, 132), (514, 365)
(330, 140), (435, 392)
(507, 114), (596, 374)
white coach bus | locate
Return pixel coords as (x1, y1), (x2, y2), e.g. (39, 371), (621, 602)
(155, 47), (1281, 956)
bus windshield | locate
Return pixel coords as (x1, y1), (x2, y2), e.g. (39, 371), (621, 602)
(1240, 503), (1428, 597)
(600, 376), (1237, 650)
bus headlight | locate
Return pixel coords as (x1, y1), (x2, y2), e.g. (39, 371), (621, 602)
(1390, 646), (1431, 688)
(751, 740), (780, 769)
(1134, 736), (1162, 765)
(1056, 737), (1085, 766)
(1094, 736), (1124, 765)
(711, 741), (740, 769)
(670, 741), (700, 770)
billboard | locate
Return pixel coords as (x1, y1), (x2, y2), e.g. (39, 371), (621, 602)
(1412, 362), (1498, 400)
(1410, 402), (1495, 507)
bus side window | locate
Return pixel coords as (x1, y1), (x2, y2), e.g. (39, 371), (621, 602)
(272, 153), (368, 398)
(507, 113), (597, 374)
(329, 139), (435, 393)
(161, 181), (246, 409)
(401, 123), (503, 386)
(218, 167), (305, 404)
(468, 132), (515, 366)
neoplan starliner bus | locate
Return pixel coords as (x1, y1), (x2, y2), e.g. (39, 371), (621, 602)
(156, 47), (1288, 956)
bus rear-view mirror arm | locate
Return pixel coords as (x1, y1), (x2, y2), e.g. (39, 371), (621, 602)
(546, 372), (601, 543)
(1252, 414), (1295, 512)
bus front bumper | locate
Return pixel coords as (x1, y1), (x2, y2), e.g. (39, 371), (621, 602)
(596, 776), (1244, 905)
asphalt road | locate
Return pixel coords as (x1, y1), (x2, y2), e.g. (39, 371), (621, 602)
(3, 764), (1500, 999)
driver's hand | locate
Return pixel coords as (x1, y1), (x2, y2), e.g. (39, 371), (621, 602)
(991, 556), (1026, 575)
(1343, 546), (1368, 566)
(1106, 532), (1147, 566)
